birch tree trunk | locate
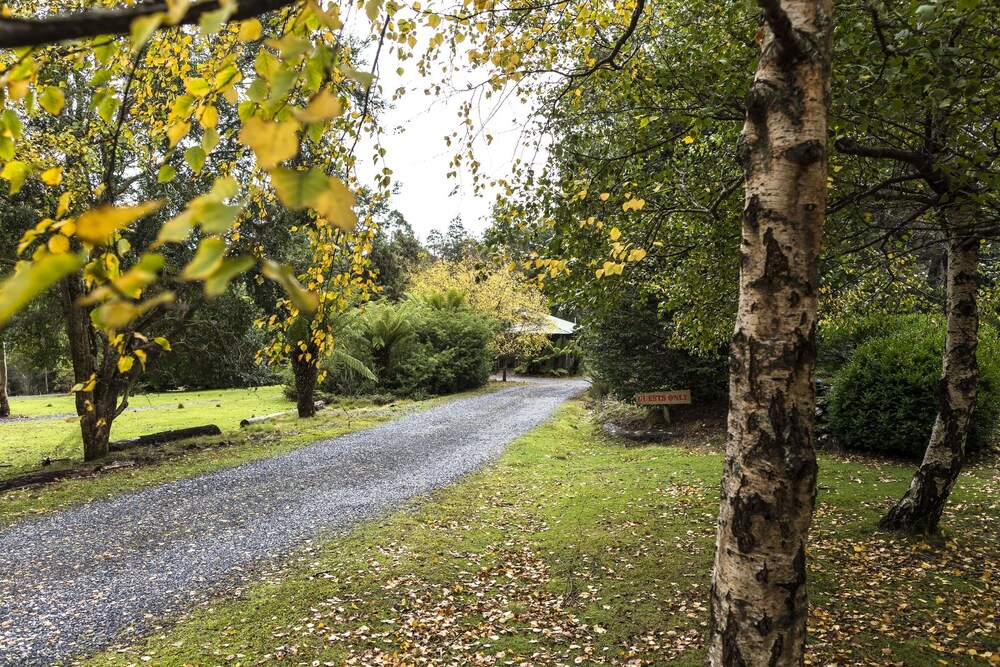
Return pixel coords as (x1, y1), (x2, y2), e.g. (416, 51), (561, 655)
(878, 232), (979, 534)
(0, 339), (10, 418)
(709, 1), (832, 664)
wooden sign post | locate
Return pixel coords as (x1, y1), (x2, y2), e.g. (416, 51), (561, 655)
(635, 390), (691, 425)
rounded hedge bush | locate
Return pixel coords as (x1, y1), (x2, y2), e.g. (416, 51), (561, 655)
(828, 316), (1000, 459)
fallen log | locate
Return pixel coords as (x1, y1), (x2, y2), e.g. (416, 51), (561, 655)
(109, 424), (222, 451)
(0, 467), (79, 492)
(240, 401), (325, 427)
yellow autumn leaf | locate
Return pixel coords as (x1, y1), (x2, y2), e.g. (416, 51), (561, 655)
(165, 0), (190, 24)
(117, 355), (135, 373)
(599, 192), (610, 201)
(134, 348), (148, 369)
(313, 177), (357, 231)
(47, 235), (70, 254)
(239, 117), (300, 170)
(627, 248), (647, 262)
(306, 0), (343, 31)
(154, 336), (172, 351)
(167, 121), (191, 149)
(41, 166), (63, 185)
(683, 135), (694, 144)
(57, 192), (72, 218)
(609, 227), (621, 241)
(38, 86), (65, 115)
(74, 201), (164, 245)
(1, 160), (29, 195)
(622, 198), (645, 212)
(292, 89), (344, 123)
(237, 17), (262, 41)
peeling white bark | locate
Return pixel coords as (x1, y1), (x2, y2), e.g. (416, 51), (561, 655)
(709, 1), (832, 664)
(879, 229), (979, 533)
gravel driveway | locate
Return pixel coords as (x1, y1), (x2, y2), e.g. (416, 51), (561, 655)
(0, 379), (586, 666)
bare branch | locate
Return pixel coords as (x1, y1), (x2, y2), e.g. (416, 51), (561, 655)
(0, 0), (297, 49)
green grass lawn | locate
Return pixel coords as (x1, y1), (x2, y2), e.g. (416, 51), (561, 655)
(75, 400), (999, 667)
(1, 386), (292, 471)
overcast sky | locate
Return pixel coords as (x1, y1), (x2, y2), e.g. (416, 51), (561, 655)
(356, 36), (547, 243)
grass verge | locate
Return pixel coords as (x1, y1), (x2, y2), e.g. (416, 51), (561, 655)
(77, 400), (999, 667)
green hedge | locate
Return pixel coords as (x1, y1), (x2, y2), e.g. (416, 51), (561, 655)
(828, 316), (1000, 459)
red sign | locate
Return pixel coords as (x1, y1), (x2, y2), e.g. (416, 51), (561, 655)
(635, 390), (691, 406)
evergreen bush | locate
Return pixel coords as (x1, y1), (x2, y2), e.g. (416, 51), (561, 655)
(582, 297), (728, 404)
(828, 316), (1000, 458)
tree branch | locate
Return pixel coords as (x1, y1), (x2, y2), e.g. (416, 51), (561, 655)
(0, 0), (298, 48)
(568, 0), (645, 79)
(834, 136), (925, 166)
(756, 0), (801, 56)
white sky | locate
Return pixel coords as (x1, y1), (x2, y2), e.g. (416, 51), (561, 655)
(356, 33), (547, 243)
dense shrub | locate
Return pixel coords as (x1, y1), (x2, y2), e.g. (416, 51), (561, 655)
(817, 313), (931, 372)
(828, 316), (1000, 459)
(390, 306), (493, 396)
(582, 297), (728, 403)
(322, 300), (493, 398)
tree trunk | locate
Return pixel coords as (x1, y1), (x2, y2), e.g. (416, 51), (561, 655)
(62, 274), (116, 461)
(0, 339), (10, 418)
(709, 2), (832, 665)
(878, 234), (979, 534)
(291, 344), (319, 418)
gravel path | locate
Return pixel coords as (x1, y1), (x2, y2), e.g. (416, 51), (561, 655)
(0, 379), (586, 666)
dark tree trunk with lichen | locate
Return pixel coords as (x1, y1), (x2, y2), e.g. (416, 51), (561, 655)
(291, 347), (319, 418)
(879, 233), (979, 534)
(288, 315), (319, 418)
(62, 274), (121, 461)
(709, 0), (832, 664)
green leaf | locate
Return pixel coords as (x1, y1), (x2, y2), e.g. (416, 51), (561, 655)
(262, 259), (318, 315)
(130, 13), (164, 51)
(184, 146), (206, 173)
(202, 126), (220, 153)
(269, 167), (329, 209)
(269, 168), (357, 231)
(94, 39), (118, 65)
(198, 201), (243, 233)
(180, 237), (228, 280)
(1, 110), (22, 138)
(0, 137), (13, 161)
(247, 77), (269, 103)
(339, 65), (375, 87)
(0, 253), (82, 329)
(199, 4), (235, 34)
(184, 77), (212, 97)
(157, 164), (176, 183)
(205, 256), (254, 296)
